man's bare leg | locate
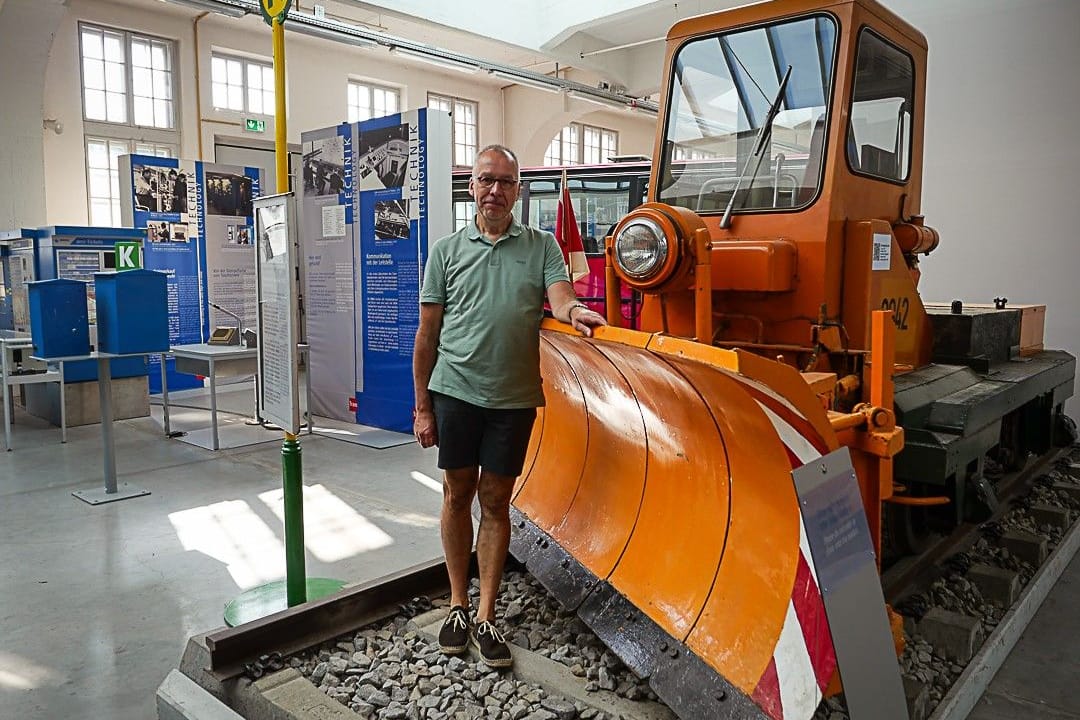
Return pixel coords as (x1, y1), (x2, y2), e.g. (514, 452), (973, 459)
(475, 469), (515, 623)
(442, 466), (479, 609)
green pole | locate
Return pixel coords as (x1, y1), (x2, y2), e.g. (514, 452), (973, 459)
(282, 435), (306, 606)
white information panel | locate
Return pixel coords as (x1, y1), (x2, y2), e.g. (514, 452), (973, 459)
(255, 192), (301, 434)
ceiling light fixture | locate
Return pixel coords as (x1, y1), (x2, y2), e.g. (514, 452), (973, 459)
(565, 89), (628, 110)
(291, 20), (379, 48)
(161, 0), (248, 18)
(490, 71), (563, 94)
(389, 47), (480, 74)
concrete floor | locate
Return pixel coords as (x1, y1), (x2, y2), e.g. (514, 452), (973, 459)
(969, 551), (1080, 720)
(0, 386), (445, 720)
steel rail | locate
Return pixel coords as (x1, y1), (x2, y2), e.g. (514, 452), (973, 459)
(204, 556), (471, 679)
(881, 445), (1071, 602)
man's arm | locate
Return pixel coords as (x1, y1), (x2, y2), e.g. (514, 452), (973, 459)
(547, 280), (607, 337)
(413, 302), (443, 447)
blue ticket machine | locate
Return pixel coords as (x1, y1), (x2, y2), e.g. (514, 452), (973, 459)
(0, 230), (35, 331)
(33, 226), (148, 381)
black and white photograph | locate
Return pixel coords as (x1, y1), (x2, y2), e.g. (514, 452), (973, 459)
(205, 171), (254, 217)
(357, 123), (409, 190)
(132, 164), (189, 214)
(225, 224), (252, 245)
(146, 221), (189, 243)
(302, 135), (346, 197)
(373, 199), (411, 240)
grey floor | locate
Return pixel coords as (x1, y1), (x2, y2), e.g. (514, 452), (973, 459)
(968, 550), (1080, 719)
(1, 385), (445, 720)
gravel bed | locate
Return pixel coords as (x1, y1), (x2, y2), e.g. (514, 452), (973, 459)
(467, 572), (657, 702)
(813, 449), (1080, 720)
(290, 611), (625, 720)
(292, 449), (1079, 720)
(289, 568), (666, 719)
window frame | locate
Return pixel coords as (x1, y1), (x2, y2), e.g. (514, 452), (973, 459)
(84, 136), (177, 227)
(347, 79), (402, 123)
(210, 50), (275, 116)
(845, 26), (916, 185)
(78, 22), (179, 131)
(544, 122), (620, 166)
(656, 12), (841, 216)
(428, 92), (479, 168)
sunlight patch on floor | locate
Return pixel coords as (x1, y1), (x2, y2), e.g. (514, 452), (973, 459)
(0, 651), (56, 690)
(258, 483), (394, 562)
(168, 500), (285, 588)
(411, 470), (443, 494)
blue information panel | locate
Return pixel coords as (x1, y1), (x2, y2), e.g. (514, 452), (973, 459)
(129, 154), (203, 392)
(355, 114), (423, 433)
(301, 108), (450, 432)
(124, 154), (261, 393)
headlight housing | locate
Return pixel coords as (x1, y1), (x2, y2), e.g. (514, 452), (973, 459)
(615, 218), (668, 279)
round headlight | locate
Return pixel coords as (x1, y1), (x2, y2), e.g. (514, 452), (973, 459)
(615, 218), (668, 279)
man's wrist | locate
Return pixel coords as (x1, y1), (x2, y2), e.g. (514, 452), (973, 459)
(567, 302), (588, 320)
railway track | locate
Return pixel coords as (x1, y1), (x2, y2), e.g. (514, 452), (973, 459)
(188, 447), (1080, 720)
(881, 446), (1073, 603)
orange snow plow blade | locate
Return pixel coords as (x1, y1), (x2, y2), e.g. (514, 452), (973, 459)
(509, 320), (840, 720)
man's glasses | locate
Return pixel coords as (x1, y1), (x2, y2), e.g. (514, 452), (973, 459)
(473, 176), (520, 189)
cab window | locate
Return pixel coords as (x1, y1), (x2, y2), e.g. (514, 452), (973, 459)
(848, 29), (915, 182)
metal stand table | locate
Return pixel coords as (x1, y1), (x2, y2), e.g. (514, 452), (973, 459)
(169, 343), (258, 451)
(38, 350), (154, 505)
(2, 330), (66, 451)
(165, 343), (313, 451)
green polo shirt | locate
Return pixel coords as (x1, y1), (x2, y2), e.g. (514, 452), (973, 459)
(420, 217), (569, 408)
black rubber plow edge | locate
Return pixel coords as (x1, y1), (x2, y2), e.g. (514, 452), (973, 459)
(510, 505), (767, 720)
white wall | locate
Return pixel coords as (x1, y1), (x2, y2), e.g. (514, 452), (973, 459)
(0, 0), (67, 229)
(502, 84), (656, 167)
(882, 0), (1080, 413)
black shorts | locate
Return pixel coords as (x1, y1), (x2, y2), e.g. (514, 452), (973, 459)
(431, 392), (537, 477)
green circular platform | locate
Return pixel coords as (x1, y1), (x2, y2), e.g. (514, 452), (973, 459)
(224, 577), (346, 627)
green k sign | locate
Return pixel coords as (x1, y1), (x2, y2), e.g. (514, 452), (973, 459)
(115, 241), (141, 271)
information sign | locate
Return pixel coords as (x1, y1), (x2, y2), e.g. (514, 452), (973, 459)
(254, 192), (300, 434)
(792, 448), (908, 720)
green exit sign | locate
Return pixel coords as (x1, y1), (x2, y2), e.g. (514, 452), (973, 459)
(245, 118), (266, 133)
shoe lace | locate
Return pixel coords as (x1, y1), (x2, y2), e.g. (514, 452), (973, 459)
(447, 608), (469, 632)
(477, 621), (506, 644)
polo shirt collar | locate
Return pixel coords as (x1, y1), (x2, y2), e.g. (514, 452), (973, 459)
(467, 216), (523, 244)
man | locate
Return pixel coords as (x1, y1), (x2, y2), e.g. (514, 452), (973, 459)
(413, 144), (605, 668)
(135, 167), (157, 211)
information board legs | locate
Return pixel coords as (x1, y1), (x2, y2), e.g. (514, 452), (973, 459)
(209, 357), (219, 450)
(160, 353), (171, 438)
(2, 346), (11, 451)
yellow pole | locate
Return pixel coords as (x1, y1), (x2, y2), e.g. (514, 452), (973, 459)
(271, 17), (295, 446)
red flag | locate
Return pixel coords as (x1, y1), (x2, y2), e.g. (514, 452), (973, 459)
(555, 180), (589, 282)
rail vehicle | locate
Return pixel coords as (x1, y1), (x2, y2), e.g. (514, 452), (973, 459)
(505, 0), (1075, 718)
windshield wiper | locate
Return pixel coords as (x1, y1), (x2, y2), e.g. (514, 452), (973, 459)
(719, 64), (792, 230)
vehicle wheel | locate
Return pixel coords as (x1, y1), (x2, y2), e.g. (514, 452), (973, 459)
(1053, 412), (1078, 447)
(884, 502), (934, 558)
